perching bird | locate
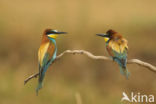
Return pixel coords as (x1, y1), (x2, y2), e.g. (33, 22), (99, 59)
(36, 29), (67, 94)
(96, 29), (130, 79)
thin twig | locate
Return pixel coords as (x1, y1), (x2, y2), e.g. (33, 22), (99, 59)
(24, 50), (156, 84)
(24, 73), (39, 85)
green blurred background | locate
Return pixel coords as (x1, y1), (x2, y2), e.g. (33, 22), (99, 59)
(0, 0), (156, 104)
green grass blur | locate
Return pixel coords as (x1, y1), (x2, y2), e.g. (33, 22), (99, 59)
(0, 0), (156, 104)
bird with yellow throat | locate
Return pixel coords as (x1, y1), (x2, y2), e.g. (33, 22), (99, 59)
(96, 29), (130, 79)
(36, 29), (67, 94)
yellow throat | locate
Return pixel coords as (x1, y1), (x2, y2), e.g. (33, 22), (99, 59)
(48, 34), (58, 39)
(104, 37), (109, 42)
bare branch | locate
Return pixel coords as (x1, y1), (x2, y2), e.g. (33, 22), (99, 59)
(24, 73), (39, 85)
(127, 59), (156, 73)
(24, 50), (156, 84)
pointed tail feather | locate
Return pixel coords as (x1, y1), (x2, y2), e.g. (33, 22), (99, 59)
(114, 58), (130, 79)
(36, 70), (46, 95)
(36, 80), (43, 95)
(119, 66), (130, 79)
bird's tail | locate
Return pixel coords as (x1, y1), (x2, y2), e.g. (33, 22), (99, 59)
(114, 58), (130, 79)
(119, 66), (130, 79)
(36, 69), (46, 95)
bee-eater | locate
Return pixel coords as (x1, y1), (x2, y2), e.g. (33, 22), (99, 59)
(96, 29), (130, 79)
(36, 29), (67, 94)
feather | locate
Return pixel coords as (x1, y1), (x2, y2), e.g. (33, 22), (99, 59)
(106, 36), (129, 79)
(38, 42), (50, 67)
(108, 38), (128, 54)
(36, 39), (57, 94)
(113, 57), (130, 79)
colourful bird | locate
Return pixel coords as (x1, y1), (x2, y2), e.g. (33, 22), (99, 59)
(96, 29), (130, 79)
(36, 29), (67, 94)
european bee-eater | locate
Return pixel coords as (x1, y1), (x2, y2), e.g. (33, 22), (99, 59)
(96, 29), (130, 79)
(36, 29), (67, 94)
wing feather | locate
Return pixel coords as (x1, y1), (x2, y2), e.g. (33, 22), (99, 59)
(38, 42), (50, 67)
(108, 38), (128, 54)
(47, 42), (56, 62)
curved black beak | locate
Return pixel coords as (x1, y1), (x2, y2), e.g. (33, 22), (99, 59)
(55, 32), (67, 34)
(96, 34), (109, 37)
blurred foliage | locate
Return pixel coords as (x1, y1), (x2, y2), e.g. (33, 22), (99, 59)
(0, 0), (156, 104)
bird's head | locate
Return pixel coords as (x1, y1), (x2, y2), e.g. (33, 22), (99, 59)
(44, 29), (67, 39)
(96, 29), (117, 42)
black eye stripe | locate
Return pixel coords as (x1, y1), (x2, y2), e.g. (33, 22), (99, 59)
(46, 31), (57, 35)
